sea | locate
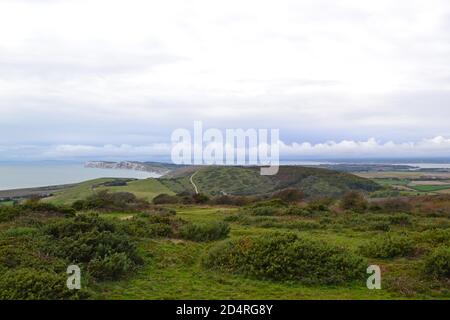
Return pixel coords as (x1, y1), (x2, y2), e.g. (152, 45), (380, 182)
(0, 161), (160, 191)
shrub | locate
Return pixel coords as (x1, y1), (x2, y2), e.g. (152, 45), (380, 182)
(88, 252), (134, 280)
(288, 220), (322, 230)
(0, 206), (22, 222)
(369, 221), (391, 232)
(340, 191), (368, 212)
(44, 214), (142, 280)
(250, 199), (288, 209)
(251, 206), (280, 216)
(152, 193), (180, 205)
(271, 188), (304, 203)
(119, 215), (176, 238)
(179, 221), (230, 242)
(45, 214), (116, 238)
(359, 234), (415, 258)
(388, 213), (412, 226)
(0, 268), (86, 300)
(423, 246), (450, 279)
(0, 200), (74, 222)
(376, 198), (413, 213)
(193, 193), (209, 204)
(284, 206), (314, 217)
(417, 229), (450, 246)
(72, 190), (149, 211)
(203, 233), (367, 284)
(21, 198), (75, 216)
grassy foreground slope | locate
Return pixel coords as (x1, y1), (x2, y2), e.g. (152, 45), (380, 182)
(94, 206), (449, 300)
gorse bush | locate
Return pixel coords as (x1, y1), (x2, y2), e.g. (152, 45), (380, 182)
(72, 190), (149, 211)
(21, 198), (75, 216)
(423, 246), (450, 279)
(119, 214), (183, 238)
(0, 199), (74, 223)
(374, 198), (413, 213)
(44, 214), (142, 280)
(359, 234), (415, 258)
(417, 229), (450, 247)
(251, 206), (280, 216)
(271, 188), (304, 203)
(203, 233), (367, 284)
(340, 191), (368, 212)
(387, 213), (412, 226)
(152, 193), (180, 204)
(88, 252), (135, 281)
(0, 268), (86, 300)
(0, 206), (21, 222)
(179, 221), (230, 242)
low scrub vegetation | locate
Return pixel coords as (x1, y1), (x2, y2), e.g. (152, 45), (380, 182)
(359, 234), (416, 259)
(423, 246), (450, 279)
(72, 190), (149, 212)
(0, 198), (74, 222)
(180, 221), (230, 242)
(203, 233), (367, 284)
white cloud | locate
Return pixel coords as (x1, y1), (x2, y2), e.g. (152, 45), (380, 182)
(2, 136), (450, 161)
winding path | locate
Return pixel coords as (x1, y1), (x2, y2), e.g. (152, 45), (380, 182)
(190, 171), (199, 194)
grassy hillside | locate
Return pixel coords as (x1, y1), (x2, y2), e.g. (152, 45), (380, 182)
(166, 166), (381, 198)
(47, 177), (173, 204)
(46, 178), (119, 205)
(46, 166), (380, 205)
(96, 178), (175, 202)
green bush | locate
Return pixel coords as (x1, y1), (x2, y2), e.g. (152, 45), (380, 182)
(369, 221), (391, 232)
(340, 191), (368, 212)
(284, 206), (316, 217)
(0, 268), (86, 300)
(376, 198), (413, 213)
(417, 229), (450, 246)
(251, 206), (280, 216)
(359, 234), (415, 258)
(271, 188), (304, 203)
(0, 206), (22, 222)
(119, 215), (175, 238)
(388, 213), (412, 226)
(44, 214), (142, 280)
(0, 200), (74, 222)
(423, 246), (450, 279)
(180, 221), (230, 242)
(152, 193), (180, 205)
(45, 214), (116, 238)
(249, 199), (288, 209)
(21, 199), (75, 216)
(203, 233), (367, 284)
(72, 190), (149, 211)
(88, 252), (134, 280)
(193, 193), (210, 204)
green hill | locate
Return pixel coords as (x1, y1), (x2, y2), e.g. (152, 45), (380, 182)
(48, 177), (174, 205)
(47, 166), (380, 204)
(163, 166), (381, 198)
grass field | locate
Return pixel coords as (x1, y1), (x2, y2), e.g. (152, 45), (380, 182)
(409, 185), (450, 192)
(47, 178), (174, 204)
(95, 179), (175, 202)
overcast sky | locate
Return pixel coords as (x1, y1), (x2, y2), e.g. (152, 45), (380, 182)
(1, 0), (450, 160)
